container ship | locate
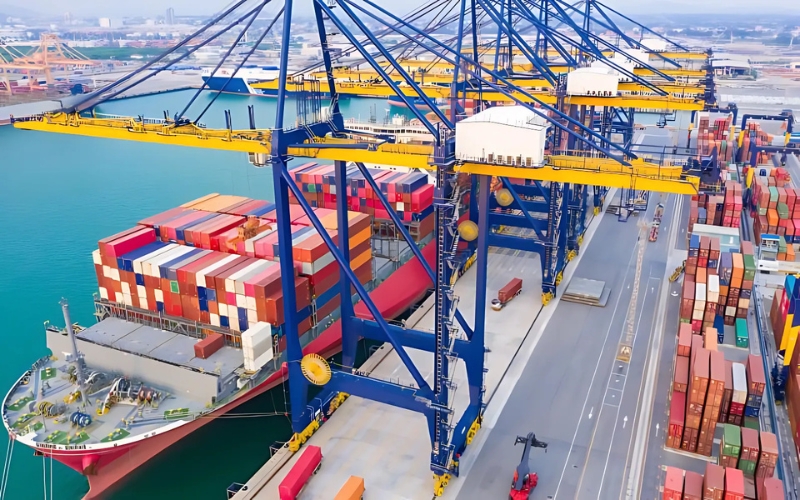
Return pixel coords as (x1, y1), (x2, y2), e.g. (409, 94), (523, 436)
(1, 165), (446, 499)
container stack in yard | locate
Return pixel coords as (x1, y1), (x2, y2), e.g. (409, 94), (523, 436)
(696, 113), (735, 163)
(662, 463), (784, 500)
(749, 172), (800, 257)
(688, 182), (743, 231)
(683, 235), (754, 331)
(92, 193), (377, 346)
(739, 122), (779, 166)
(287, 163), (436, 242)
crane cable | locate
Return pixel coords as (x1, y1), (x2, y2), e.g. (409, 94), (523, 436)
(0, 434), (15, 499)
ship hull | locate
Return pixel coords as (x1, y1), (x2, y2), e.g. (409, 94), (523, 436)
(387, 95), (431, 110)
(42, 243), (437, 499)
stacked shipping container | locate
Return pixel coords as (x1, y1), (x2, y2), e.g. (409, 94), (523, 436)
(750, 173), (798, 255)
(286, 163), (436, 242)
(688, 182), (743, 231)
(739, 121), (778, 166)
(683, 235), (755, 329)
(92, 194), (378, 343)
(662, 464), (784, 500)
(667, 347), (764, 450)
(696, 113), (735, 162)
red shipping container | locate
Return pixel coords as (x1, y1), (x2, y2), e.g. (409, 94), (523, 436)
(194, 332), (225, 359)
(674, 356), (689, 393)
(724, 468), (744, 500)
(498, 278), (523, 303)
(668, 392), (686, 449)
(104, 226), (156, 259)
(704, 463), (725, 500)
(663, 467), (683, 500)
(683, 471), (703, 500)
(760, 478), (784, 500)
(279, 445), (322, 500)
(747, 355), (766, 396)
(678, 323), (692, 356)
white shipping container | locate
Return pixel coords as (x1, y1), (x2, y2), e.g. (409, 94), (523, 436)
(144, 245), (193, 278)
(218, 303), (228, 318)
(707, 275), (720, 303)
(196, 254), (239, 288)
(227, 260), (267, 294)
(692, 310), (704, 321)
(246, 296), (257, 311)
(103, 265), (113, 279)
(154, 288), (164, 303)
(236, 293), (247, 309)
(726, 306), (736, 317)
(565, 67), (619, 96)
(300, 252), (335, 276)
(137, 285), (146, 297)
(92, 249), (102, 265)
(122, 293), (133, 306)
(114, 292), (123, 303)
(695, 283), (706, 303)
(121, 282), (131, 295)
(109, 267), (120, 282)
(137, 243), (179, 277)
(455, 106), (548, 166)
(133, 244), (175, 275)
(242, 322), (272, 348)
(210, 313), (221, 327)
(99, 287), (109, 300)
(246, 309), (257, 324)
(732, 362), (747, 404)
(233, 262), (271, 296)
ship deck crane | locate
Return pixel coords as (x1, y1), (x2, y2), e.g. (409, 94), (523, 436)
(11, 0), (710, 496)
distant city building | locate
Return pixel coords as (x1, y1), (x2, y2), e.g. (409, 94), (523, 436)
(166, 8), (175, 25)
(63, 12), (73, 24)
(99, 18), (112, 28)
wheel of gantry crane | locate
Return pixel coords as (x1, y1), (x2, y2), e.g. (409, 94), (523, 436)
(495, 188), (514, 207)
(300, 353), (332, 386)
(457, 220), (479, 242)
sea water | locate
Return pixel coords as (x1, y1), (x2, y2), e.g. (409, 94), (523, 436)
(0, 90), (412, 500)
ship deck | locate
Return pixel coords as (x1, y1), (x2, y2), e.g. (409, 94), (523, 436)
(2, 318), (246, 450)
(230, 197), (614, 499)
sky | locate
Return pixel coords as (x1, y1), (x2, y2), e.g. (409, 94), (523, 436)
(0, 0), (792, 19)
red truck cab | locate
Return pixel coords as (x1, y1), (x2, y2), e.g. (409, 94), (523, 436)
(279, 445), (323, 500)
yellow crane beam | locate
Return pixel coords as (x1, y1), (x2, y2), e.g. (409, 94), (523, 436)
(470, 48), (707, 61)
(302, 70), (706, 96)
(13, 112), (699, 195)
(391, 59), (707, 77)
(252, 80), (703, 110)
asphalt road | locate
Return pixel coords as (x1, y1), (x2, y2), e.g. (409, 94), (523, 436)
(454, 193), (677, 500)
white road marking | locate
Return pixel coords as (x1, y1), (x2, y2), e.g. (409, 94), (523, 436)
(552, 223), (641, 499)
(442, 193), (619, 500)
(588, 407), (594, 420)
(586, 277), (658, 499)
(623, 416), (628, 429)
(625, 194), (682, 500)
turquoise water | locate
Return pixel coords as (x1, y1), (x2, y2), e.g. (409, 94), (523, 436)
(0, 90), (410, 500)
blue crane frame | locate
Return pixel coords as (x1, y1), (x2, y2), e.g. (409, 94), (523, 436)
(50, 0), (705, 492)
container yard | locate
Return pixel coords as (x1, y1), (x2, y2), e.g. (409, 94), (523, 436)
(3, 0), (800, 498)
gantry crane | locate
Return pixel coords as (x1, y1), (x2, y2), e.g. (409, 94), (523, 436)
(12, 0), (710, 496)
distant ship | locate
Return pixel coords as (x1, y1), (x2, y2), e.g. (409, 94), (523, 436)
(201, 66), (281, 95)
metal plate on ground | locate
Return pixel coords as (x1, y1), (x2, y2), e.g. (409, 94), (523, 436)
(562, 277), (611, 307)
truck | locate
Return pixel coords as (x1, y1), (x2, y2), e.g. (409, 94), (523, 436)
(649, 203), (665, 242)
(278, 445), (323, 500)
(492, 278), (523, 311)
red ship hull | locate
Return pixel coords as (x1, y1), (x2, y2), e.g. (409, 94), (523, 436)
(42, 243), (437, 499)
